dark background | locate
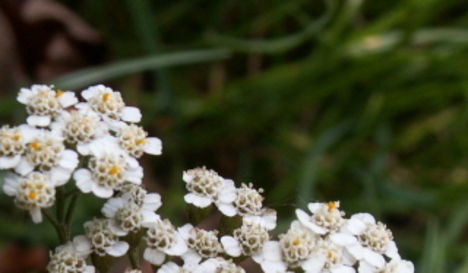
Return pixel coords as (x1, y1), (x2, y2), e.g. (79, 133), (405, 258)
(0, 0), (467, 272)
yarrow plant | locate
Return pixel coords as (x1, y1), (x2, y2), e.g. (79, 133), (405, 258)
(0, 84), (414, 273)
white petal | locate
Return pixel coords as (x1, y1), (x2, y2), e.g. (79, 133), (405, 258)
(142, 193), (162, 211)
(141, 210), (160, 226)
(165, 234), (187, 256)
(29, 207), (42, 223)
(121, 106), (142, 123)
(83, 266), (95, 273)
(397, 260), (415, 273)
(73, 235), (92, 256)
(216, 202), (237, 217)
(221, 236), (241, 257)
(2, 173), (19, 196)
(261, 241), (283, 262)
(330, 233), (358, 246)
(15, 158), (35, 176)
(262, 209), (278, 230)
(81, 85), (100, 100)
(17, 88), (33, 104)
(76, 142), (91, 155)
(105, 241), (129, 257)
(144, 247), (166, 265)
(385, 241), (400, 260)
(346, 244), (365, 260)
(181, 249), (202, 266)
(330, 265), (356, 273)
(177, 224), (194, 240)
(91, 183), (114, 198)
(58, 91), (78, 107)
(101, 197), (124, 217)
(0, 155), (21, 169)
(27, 115), (51, 127)
(74, 169), (93, 193)
(358, 261), (376, 273)
(184, 193), (212, 208)
(58, 150), (79, 170)
(362, 248), (385, 269)
(345, 218), (368, 235)
(301, 256), (325, 273)
(157, 262), (180, 273)
(218, 179), (237, 203)
(351, 213), (375, 225)
(296, 209), (327, 234)
(109, 220), (128, 236)
(50, 167), (72, 186)
(143, 137), (162, 155)
(307, 202), (322, 213)
(125, 167), (143, 184)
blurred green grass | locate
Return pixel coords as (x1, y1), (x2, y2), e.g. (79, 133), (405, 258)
(0, 0), (467, 272)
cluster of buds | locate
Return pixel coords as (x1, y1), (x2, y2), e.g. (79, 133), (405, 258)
(0, 84), (414, 273)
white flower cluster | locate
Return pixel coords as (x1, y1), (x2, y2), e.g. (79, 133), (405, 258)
(0, 84), (414, 273)
(250, 202), (414, 273)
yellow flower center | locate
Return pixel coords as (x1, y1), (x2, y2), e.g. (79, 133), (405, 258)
(292, 238), (301, 246)
(108, 166), (121, 175)
(327, 251), (334, 259)
(27, 191), (37, 200)
(327, 201), (337, 211)
(102, 92), (111, 101)
(29, 141), (41, 150)
(135, 138), (146, 145)
(55, 89), (64, 97)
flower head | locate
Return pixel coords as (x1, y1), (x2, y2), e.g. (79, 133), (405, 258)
(47, 236), (95, 273)
(221, 218), (269, 257)
(83, 218), (129, 257)
(144, 218), (188, 265)
(183, 167), (236, 216)
(3, 172), (55, 223)
(18, 84), (77, 127)
(295, 201), (345, 235)
(80, 84), (141, 125)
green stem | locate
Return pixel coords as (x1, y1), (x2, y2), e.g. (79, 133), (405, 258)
(65, 192), (79, 226)
(56, 187), (66, 222)
(128, 251), (139, 269)
(43, 209), (67, 243)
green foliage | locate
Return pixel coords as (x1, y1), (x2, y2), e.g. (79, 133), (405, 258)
(1, 0), (467, 271)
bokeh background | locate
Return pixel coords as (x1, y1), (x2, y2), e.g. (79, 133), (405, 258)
(0, 0), (467, 272)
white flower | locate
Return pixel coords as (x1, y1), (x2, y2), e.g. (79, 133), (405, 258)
(2, 172), (56, 223)
(221, 218), (269, 257)
(18, 84), (77, 127)
(234, 183), (277, 230)
(51, 109), (108, 155)
(143, 218), (188, 265)
(102, 191), (161, 235)
(252, 241), (288, 273)
(183, 167), (236, 216)
(296, 201), (345, 235)
(74, 151), (143, 198)
(157, 262), (192, 273)
(83, 218), (129, 257)
(15, 128), (78, 185)
(196, 257), (246, 273)
(179, 224), (224, 264)
(359, 258), (414, 273)
(117, 124), (162, 157)
(341, 213), (400, 269)
(47, 235), (95, 273)
(0, 125), (28, 170)
(278, 221), (318, 269)
(301, 238), (355, 273)
(80, 84), (141, 125)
